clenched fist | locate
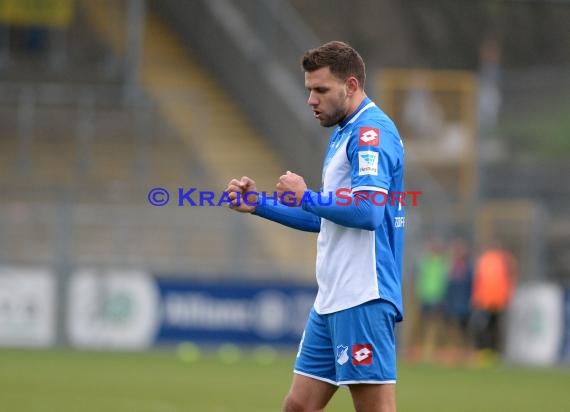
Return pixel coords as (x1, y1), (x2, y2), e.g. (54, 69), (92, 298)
(276, 171), (308, 207)
(225, 176), (258, 213)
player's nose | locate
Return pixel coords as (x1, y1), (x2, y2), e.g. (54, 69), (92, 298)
(307, 91), (318, 106)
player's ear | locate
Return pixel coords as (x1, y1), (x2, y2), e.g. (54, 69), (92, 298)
(346, 76), (359, 96)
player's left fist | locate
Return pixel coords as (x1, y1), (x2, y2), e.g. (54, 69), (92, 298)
(276, 171), (307, 206)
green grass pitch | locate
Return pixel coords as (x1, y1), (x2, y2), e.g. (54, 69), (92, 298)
(1, 348), (569, 412)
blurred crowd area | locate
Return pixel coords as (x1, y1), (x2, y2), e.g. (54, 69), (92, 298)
(403, 236), (518, 366)
(0, 0), (569, 356)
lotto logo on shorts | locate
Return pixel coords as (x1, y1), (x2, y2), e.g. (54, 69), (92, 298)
(352, 344), (373, 365)
(358, 127), (379, 146)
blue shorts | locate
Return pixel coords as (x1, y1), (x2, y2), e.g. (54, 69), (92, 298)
(294, 299), (397, 386)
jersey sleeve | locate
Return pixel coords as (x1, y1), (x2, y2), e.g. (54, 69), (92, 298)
(253, 202), (321, 233)
(347, 121), (397, 193)
(301, 189), (385, 231)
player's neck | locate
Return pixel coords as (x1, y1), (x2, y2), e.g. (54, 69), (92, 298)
(342, 91), (368, 123)
(346, 91), (367, 118)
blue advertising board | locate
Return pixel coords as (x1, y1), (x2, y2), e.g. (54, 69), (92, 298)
(155, 278), (316, 346)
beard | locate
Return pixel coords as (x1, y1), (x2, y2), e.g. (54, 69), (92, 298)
(319, 90), (348, 127)
(320, 106), (346, 127)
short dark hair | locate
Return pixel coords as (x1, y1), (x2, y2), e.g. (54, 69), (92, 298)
(301, 41), (366, 88)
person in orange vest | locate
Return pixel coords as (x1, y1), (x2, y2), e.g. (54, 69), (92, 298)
(470, 239), (517, 354)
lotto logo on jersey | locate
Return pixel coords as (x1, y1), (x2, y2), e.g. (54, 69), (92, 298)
(352, 344), (373, 365)
(358, 127), (379, 146)
(358, 151), (378, 176)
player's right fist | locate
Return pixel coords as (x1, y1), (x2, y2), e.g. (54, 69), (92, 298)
(225, 176), (258, 213)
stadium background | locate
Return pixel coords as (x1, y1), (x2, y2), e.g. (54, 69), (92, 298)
(0, 0), (569, 411)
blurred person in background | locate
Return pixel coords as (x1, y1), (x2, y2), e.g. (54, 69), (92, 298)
(402, 72), (445, 139)
(477, 31), (502, 138)
(226, 41), (405, 412)
(443, 237), (474, 362)
(470, 239), (517, 362)
(409, 238), (449, 363)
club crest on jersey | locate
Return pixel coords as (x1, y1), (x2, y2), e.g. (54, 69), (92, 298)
(358, 127), (379, 146)
(358, 151), (378, 176)
(336, 345), (349, 365)
(352, 344), (373, 365)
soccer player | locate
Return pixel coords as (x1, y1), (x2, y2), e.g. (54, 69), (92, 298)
(226, 41), (405, 412)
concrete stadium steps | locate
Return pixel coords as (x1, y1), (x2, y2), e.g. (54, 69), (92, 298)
(138, 12), (315, 275)
(0, 198), (293, 276)
(0, 2), (316, 276)
(77, 0), (127, 55)
(0, 135), (198, 188)
(0, 200), (59, 264)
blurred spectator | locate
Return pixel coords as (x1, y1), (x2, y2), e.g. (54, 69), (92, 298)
(477, 32), (502, 137)
(402, 72), (445, 138)
(470, 239), (517, 356)
(444, 238), (474, 357)
(410, 238), (450, 362)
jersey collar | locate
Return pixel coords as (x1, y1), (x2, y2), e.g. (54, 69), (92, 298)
(338, 96), (373, 130)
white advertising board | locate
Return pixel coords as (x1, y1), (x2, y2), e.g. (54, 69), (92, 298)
(0, 267), (56, 347)
(67, 269), (159, 349)
(505, 283), (564, 366)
